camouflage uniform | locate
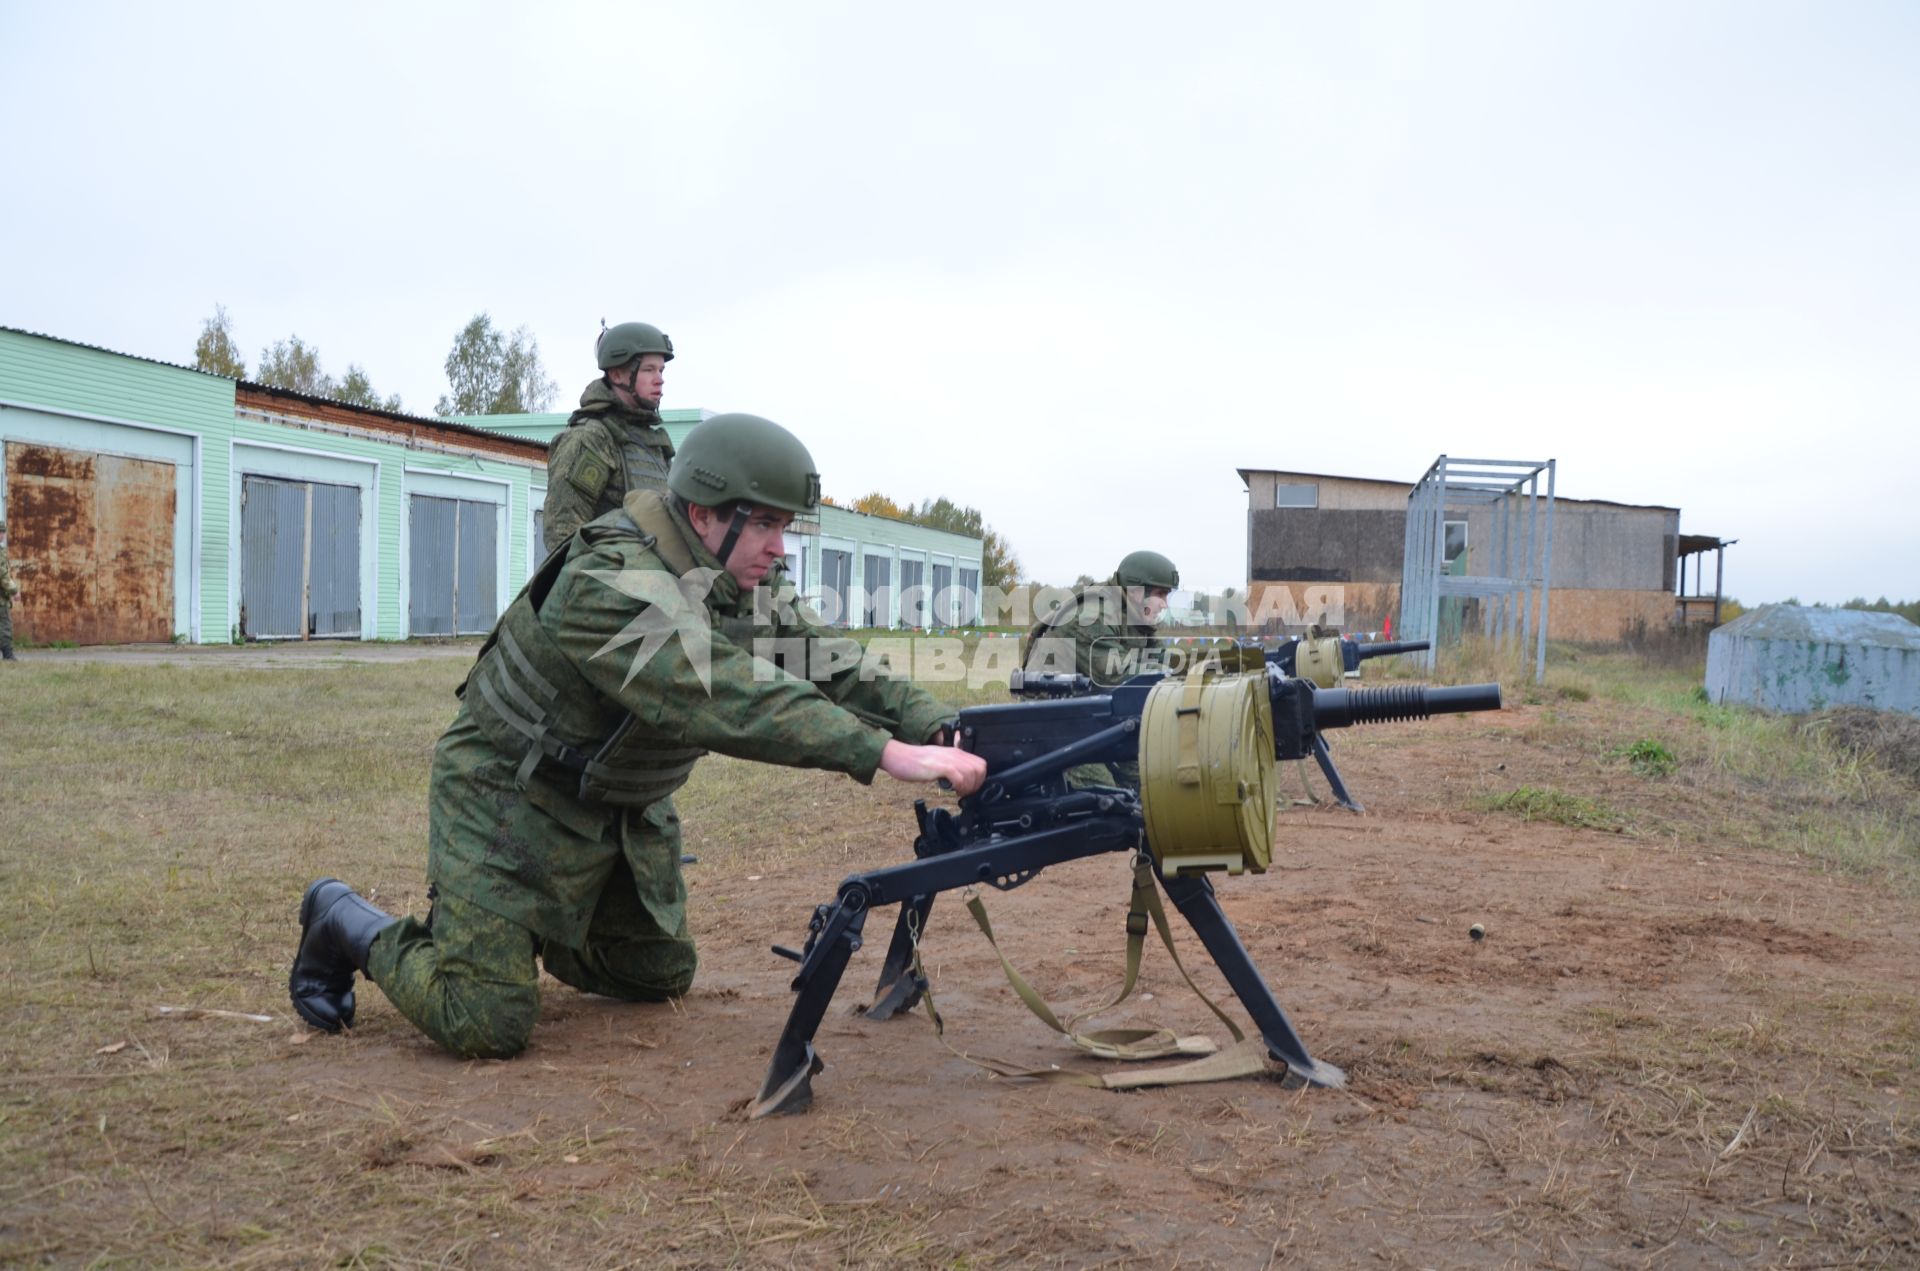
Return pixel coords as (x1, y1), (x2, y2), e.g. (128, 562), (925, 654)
(0, 527), (16, 661)
(542, 379), (675, 545)
(363, 490), (955, 1058)
(1024, 577), (1161, 788)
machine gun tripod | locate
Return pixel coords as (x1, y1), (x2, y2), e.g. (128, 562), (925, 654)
(752, 666), (1502, 1118)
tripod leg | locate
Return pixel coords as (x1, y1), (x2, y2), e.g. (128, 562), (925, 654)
(1158, 872), (1345, 1089)
(1311, 734), (1363, 812)
(751, 897), (871, 1118)
(863, 894), (934, 1020)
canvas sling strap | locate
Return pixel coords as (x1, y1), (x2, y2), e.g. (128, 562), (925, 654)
(1288, 758), (1321, 807)
(907, 856), (1274, 1089)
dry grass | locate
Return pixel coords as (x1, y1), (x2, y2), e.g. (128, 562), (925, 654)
(1420, 638), (1920, 889)
(0, 657), (990, 1268)
(4, 649), (1920, 1266)
(1479, 785), (1634, 833)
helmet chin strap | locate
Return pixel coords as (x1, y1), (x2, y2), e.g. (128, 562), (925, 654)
(610, 367), (661, 413)
(715, 505), (753, 573)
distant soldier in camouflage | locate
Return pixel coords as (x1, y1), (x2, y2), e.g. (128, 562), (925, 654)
(1023, 549), (1180, 787)
(542, 321), (677, 546)
(291, 414), (986, 1059)
(0, 519), (17, 661)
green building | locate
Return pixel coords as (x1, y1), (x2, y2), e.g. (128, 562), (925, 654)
(0, 328), (983, 644)
(454, 410), (985, 630)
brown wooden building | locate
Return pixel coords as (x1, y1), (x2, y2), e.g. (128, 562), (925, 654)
(1239, 466), (1714, 642)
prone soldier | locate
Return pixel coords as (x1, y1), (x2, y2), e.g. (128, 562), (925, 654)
(290, 414), (987, 1059)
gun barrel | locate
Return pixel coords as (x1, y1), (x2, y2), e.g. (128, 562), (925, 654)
(1311, 682), (1502, 730)
(1349, 639), (1430, 662)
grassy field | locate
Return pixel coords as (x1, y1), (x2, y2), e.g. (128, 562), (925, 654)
(1414, 634), (1920, 887)
(1, 639), (1917, 1266)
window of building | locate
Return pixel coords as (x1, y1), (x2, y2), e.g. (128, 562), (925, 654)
(1274, 483), (1318, 509)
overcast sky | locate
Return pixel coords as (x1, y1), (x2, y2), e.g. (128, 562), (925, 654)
(3, 1), (1915, 603)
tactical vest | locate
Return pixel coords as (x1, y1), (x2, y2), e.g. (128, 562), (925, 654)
(458, 495), (718, 808)
(564, 410), (672, 502)
(615, 424), (672, 497)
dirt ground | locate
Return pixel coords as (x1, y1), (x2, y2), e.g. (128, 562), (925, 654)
(273, 711), (1916, 1267)
(5, 660), (1916, 1268)
(14, 639), (483, 668)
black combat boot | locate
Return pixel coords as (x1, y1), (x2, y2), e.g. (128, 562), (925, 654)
(289, 878), (397, 1033)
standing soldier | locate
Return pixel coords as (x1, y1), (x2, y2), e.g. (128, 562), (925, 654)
(289, 413), (986, 1059)
(542, 321), (677, 546)
(1023, 550), (1180, 787)
(0, 519), (18, 661)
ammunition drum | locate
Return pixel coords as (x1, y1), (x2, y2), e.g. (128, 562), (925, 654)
(1138, 671), (1275, 877)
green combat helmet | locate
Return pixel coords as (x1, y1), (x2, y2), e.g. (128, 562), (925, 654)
(669, 413), (822, 514)
(1115, 550), (1180, 591)
(596, 321), (675, 369)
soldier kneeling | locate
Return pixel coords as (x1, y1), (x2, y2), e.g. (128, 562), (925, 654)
(289, 414), (985, 1058)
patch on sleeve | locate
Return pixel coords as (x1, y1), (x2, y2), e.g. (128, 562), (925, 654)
(567, 454), (611, 499)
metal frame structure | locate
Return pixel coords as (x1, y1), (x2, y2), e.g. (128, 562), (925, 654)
(1675, 534), (1737, 626)
(1400, 456), (1556, 681)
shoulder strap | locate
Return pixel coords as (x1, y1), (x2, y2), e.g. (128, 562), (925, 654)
(622, 490), (698, 575)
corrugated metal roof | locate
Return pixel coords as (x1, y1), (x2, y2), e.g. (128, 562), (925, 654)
(238, 380), (543, 448)
(1718, 605), (1920, 649)
(234, 383), (546, 461)
(0, 325), (222, 379)
(3, 326), (547, 458)
(1236, 464), (1681, 513)
(451, 406), (710, 431)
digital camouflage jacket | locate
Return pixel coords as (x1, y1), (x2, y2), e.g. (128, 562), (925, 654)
(429, 490), (956, 944)
(1023, 575), (1160, 691)
(542, 379), (676, 544)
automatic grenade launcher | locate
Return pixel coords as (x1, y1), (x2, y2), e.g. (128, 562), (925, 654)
(750, 654), (1501, 1117)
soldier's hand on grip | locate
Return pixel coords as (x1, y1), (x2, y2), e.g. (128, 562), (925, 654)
(878, 740), (989, 796)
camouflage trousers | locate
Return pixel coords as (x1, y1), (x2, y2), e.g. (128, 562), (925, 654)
(365, 841), (696, 1060)
(0, 602), (12, 658)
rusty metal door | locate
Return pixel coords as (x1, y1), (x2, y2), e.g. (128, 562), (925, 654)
(239, 475), (361, 639)
(409, 494), (498, 636)
(4, 441), (175, 645)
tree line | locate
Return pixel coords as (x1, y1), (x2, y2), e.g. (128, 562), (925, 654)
(192, 307), (556, 417)
(195, 310), (1026, 590)
(822, 492), (1022, 592)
